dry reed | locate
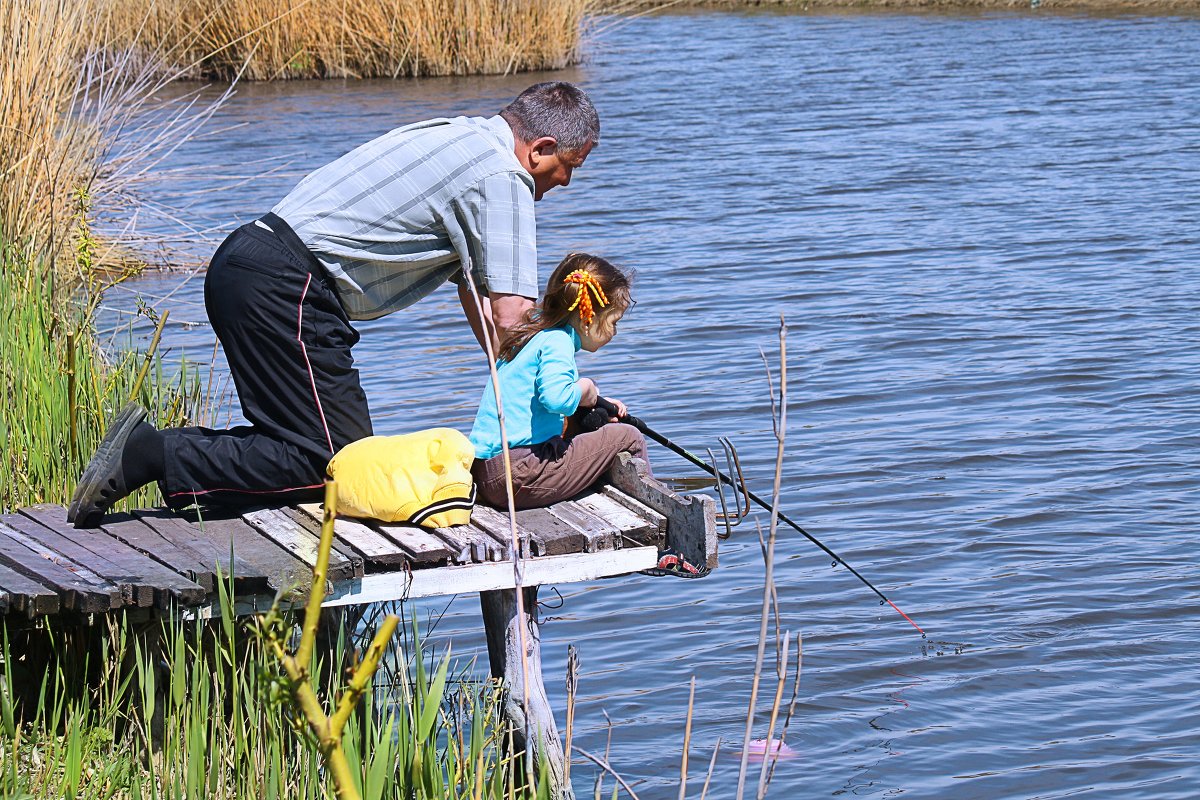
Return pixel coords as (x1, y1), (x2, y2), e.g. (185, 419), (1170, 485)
(0, 0), (100, 260)
(0, 0), (225, 513)
(101, 0), (591, 82)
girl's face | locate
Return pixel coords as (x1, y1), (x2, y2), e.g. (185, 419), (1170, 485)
(578, 306), (625, 353)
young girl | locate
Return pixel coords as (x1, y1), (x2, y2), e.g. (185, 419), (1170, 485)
(469, 253), (650, 510)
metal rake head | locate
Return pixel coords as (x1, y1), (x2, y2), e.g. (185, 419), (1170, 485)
(706, 436), (750, 539)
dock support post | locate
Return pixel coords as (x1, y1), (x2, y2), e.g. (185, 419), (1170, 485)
(480, 586), (574, 800)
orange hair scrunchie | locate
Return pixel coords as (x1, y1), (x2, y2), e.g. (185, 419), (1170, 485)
(563, 269), (609, 326)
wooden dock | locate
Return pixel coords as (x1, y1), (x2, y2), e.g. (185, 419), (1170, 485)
(0, 454), (717, 619)
(0, 453), (718, 800)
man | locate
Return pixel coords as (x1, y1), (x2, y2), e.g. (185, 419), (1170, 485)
(69, 81), (599, 528)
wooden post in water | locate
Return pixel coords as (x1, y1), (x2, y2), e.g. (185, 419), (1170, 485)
(480, 586), (573, 800)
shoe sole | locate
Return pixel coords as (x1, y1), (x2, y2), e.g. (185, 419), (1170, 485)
(67, 402), (147, 527)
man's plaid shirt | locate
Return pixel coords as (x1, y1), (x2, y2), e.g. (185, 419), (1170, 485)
(272, 115), (538, 320)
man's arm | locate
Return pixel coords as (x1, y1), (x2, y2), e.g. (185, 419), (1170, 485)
(458, 282), (534, 354)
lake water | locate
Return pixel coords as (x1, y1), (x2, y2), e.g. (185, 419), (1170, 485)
(112, 9), (1200, 798)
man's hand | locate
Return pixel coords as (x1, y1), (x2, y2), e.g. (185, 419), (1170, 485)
(458, 283), (534, 355)
(491, 294), (533, 343)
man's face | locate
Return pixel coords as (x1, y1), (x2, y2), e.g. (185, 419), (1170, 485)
(528, 140), (593, 200)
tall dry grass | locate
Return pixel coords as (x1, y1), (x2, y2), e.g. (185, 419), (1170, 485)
(0, 0), (222, 513)
(1, 0), (229, 270)
(103, 0), (591, 81)
(0, 0), (101, 262)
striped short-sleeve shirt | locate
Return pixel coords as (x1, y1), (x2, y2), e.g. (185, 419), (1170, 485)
(271, 115), (538, 321)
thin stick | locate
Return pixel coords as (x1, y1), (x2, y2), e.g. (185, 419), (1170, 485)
(766, 632), (802, 789)
(595, 710), (615, 800)
(736, 318), (788, 800)
(265, 479), (399, 800)
(295, 480), (337, 671)
(565, 644), (579, 788)
(698, 738), (722, 800)
(679, 676), (695, 800)
(573, 746), (643, 800)
(756, 631), (790, 799)
(66, 330), (77, 463)
(460, 267), (534, 784)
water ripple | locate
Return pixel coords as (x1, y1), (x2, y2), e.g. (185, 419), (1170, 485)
(112, 10), (1200, 799)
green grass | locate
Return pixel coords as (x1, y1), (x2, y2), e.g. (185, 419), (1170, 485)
(0, 594), (537, 799)
(0, 246), (204, 514)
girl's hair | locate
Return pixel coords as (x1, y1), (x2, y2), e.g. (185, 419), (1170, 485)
(498, 252), (632, 362)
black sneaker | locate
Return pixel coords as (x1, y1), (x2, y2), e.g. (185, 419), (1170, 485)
(68, 402), (148, 528)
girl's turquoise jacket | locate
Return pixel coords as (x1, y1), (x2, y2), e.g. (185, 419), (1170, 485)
(469, 324), (583, 459)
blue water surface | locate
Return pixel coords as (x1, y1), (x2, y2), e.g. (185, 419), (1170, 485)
(112, 10), (1200, 798)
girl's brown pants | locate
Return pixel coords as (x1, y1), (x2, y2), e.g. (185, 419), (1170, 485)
(471, 423), (651, 510)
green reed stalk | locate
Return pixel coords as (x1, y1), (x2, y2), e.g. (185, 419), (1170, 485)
(0, 251), (201, 513)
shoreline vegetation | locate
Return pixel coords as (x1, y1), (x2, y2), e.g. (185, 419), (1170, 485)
(104, 0), (590, 81)
(88, 0), (1200, 84)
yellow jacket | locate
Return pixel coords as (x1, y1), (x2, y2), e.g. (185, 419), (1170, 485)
(326, 428), (475, 528)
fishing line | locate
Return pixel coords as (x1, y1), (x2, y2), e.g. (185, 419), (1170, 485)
(624, 414), (927, 638)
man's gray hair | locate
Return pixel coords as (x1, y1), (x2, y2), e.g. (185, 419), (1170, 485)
(501, 82), (599, 154)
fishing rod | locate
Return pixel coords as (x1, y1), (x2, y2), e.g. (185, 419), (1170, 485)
(616, 410), (926, 638)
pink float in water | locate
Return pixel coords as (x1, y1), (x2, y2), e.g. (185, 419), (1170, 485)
(742, 739), (798, 762)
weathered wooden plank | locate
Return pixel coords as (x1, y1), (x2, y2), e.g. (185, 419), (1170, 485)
(133, 510), (269, 592)
(546, 502), (619, 553)
(473, 505), (537, 558)
(86, 518), (207, 606)
(425, 525), (472, 564)
(607, 453), (718, 570)
(243, 508), (359, 580)
(461, 508), (515, 560)
(509, 507), (581, 556)
(92, 514), (216, 593)
(444, 523), (505, 563)
(1, 513), (118, 590)
(0, 521), (120, 613)
(179, 514), (311, 595)
(325, 547), (659, 606)
(21, 506), (206, 607)
(288, 505), (409, 568)
(255, 506), (357, 568)
(432, 523), (507, 564)
(599, 485), (668, 548)
(574, 490), (664, 548)
(468, 524), (512, 560)
(369, 522), (456, 567)
(187, 546), (660, 618)
(295, 505), (453, 567)
(0, 562), (60, 616)
(7, 508), (151, 607)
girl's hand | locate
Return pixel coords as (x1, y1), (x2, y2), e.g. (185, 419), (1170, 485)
(601, 396), (627, 421)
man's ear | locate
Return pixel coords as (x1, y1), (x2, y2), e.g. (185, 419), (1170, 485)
(527, 136), (558, 167)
